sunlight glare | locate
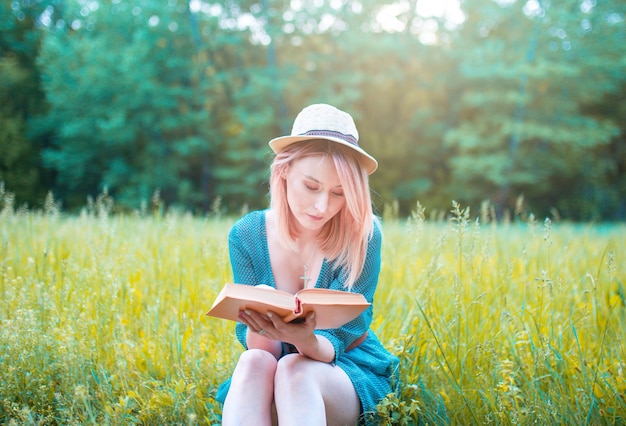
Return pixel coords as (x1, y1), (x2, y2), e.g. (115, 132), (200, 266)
(375, 0), (465, 41)
(189, 0), (201, 13)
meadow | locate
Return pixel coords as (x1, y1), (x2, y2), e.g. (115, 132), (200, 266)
(1, 197), (624, 425)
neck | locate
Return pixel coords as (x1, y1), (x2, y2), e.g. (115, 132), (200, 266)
(293, 223), (320, 243)
(295, 237), (317, 258)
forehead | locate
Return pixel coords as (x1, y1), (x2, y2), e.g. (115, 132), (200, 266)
(290, 155), (341, 184)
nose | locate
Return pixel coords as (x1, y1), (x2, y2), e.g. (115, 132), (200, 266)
(314, 192), (329, 213)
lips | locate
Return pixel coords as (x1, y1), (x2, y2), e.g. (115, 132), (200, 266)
(306, 213), (324, 222)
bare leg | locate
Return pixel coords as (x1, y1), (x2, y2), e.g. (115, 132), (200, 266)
(274, 354), (360, 426)
(222, 349), (278, 426)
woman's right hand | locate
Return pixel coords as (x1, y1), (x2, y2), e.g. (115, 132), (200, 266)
(239, 308), (283, 358)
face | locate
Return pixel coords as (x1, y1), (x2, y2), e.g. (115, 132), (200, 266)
(284, 155), (346, 234)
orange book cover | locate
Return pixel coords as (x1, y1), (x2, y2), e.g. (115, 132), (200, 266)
(206, 283), (370, 329)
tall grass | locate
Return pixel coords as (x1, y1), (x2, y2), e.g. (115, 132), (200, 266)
(376, 203), (625, 425)
(0, 197), (624, 425)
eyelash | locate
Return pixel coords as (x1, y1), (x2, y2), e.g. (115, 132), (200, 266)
(305, 184), (343, 197)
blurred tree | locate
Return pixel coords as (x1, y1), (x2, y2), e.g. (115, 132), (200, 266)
(2, 0), (624, 219)
(549, 2), (626, 220)
(0, 0), (54, 207)
(442, 0), (624, 218)
(38, 0), (286, 212)
(201, 0), (286, 212)
(38, 0), (214, 209)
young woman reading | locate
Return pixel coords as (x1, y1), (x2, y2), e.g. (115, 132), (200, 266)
(216, 103), (398, 425)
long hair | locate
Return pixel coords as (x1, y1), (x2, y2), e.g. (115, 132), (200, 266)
(269, 140), (374, 289)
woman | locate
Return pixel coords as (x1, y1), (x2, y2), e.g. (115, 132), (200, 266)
(217, 104), (398, 425)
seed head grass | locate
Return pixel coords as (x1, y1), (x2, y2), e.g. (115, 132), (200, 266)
(0, 200), (624, 425)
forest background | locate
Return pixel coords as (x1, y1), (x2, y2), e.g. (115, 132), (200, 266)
(1, 0), (624, 221)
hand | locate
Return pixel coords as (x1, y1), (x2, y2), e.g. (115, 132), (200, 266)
(239, 309), (317, 347)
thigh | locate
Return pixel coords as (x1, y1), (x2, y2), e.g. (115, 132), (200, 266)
(277, 355), (360, 426)
(318, 362), (361, 426)
(222, 349), (278, 426)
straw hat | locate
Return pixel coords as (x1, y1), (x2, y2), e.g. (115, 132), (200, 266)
(269, 104), (378, 175)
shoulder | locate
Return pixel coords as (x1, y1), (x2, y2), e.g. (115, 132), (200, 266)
(369, 216), (383, 247)
(229, 210), (266, 237)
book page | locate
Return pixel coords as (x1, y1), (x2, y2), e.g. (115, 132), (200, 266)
(296, 288), (370, 306)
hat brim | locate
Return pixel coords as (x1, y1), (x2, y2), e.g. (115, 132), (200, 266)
(269, 135), (378, 175)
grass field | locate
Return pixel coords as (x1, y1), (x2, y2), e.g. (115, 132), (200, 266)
(1, 199), (624, 425)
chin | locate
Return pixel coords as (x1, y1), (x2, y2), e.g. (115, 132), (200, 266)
(297, 216), (327, 231)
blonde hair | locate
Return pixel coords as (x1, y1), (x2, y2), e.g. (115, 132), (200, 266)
(269, 140), (374, 289)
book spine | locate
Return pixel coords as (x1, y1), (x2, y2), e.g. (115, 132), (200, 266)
(293, 297), (302, 315)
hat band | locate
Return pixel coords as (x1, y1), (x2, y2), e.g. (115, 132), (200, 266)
(300, 130), (358, 146)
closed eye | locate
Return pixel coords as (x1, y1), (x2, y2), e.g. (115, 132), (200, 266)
(305, 183), (320, 191)
(302, 175), (342, 195)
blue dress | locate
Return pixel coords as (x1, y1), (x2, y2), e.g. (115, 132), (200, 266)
(217, 210), (398, 421)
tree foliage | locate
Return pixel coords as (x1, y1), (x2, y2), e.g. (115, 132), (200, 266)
(1, 0), (624, 219)
(0, 0), (53, 207)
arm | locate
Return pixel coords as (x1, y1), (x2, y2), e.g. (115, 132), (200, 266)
(263, 311), (336, 363)
(245, 321), (283, 358)
(228, 215), (283, 357)
(313, 221), (382, 362)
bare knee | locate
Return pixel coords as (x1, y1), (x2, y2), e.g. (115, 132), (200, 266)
(274, 354), (316, 391)
(223, 349), (278, 425)
(232, 349), (277, 382)
(274, 355), (360, 425)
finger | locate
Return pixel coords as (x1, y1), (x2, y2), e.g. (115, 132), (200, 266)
(239, 310), (263, 331)
(243, 310), (276, 336)
(249, 310), (273, 332)
(265, 311), (288, 330)
(295, 311), (316, 332)
(305, 311), (316, 328)
(241, 308), (269, 322)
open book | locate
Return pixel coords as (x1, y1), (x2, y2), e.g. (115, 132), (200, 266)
(206, 283), (370, 329)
